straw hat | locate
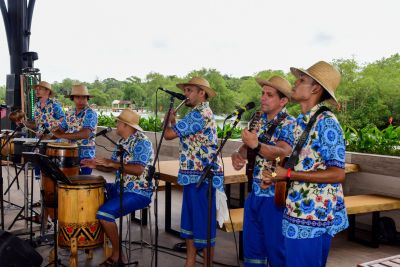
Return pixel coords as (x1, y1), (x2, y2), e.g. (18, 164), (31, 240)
(65, 84), (91, 98)
(176, 77), (217, 98)
(34, 81), (54, 97)
(256, 75), (292, 98)
(116, 109), (143, 132)
(290, 61), (341, 105)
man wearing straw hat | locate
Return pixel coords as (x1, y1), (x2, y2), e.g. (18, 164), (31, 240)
(52, 84), (98, 175)
(20, 81), (65, 136)
(82, 108), (154, 266)
(231, 75), (295, 267)
(163, 77), (224, 267)
(263, 61), (348, 267)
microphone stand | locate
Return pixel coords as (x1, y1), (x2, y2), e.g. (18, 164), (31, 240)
(1, 124), (23, 231)
(5, 129), (48, 237)
(4, 127), (42, 195)
(101, 133), (137, 266)
(147, 94), (176, 267)
(0, 108), (9, 230)
(196, 113), (243, 267)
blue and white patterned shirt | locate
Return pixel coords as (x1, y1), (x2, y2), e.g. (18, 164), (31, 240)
(172, 102), (224, 191)
(59, 106), (97, 160)
(282, 104), (348, 239)
(112, 131), (154, 199)
(34, 98), (65, 134)
(252, 109), (295, 197)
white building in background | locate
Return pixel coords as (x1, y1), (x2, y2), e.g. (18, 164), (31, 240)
(111, 100), (133, 111)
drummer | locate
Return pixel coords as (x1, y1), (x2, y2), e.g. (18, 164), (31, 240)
(52, 84), (98, 175)
(81, 109), (154, 266)
(18, 81), (65, 137)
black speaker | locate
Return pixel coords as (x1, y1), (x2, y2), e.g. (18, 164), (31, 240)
(0, 230), (43, 267)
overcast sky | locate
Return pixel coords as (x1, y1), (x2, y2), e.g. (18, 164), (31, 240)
(1, 0), (399, 85)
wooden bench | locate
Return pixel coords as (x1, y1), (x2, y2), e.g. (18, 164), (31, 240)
(346, 194), (400, 248)
(221, 195), (400, 246)
(357, 254), (400, 267)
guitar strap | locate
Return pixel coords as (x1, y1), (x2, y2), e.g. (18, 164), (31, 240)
(284, 106), (331, 169)
(258, 112), (288, 146)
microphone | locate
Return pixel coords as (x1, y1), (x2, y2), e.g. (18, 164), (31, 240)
(158, 87), (186, 101)
(226, 102), (256, 119)
(96, 127), (112, 137)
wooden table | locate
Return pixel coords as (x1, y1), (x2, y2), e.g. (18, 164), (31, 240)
(157, 157), (247, 235)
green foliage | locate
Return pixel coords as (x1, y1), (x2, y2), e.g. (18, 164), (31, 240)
(344, 124), (400, 156)
(139, 117), (162, 132)
(98, 112), (117, 128)
(334, 54), (400, 129)
(97, 113), (242, 139)
(217, 124), (242, 139)
(0, 85), (5, 103)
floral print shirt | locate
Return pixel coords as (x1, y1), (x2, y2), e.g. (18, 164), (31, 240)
(283, 104), (348, 239)
(252, 109), (295, 197)
(59, 106), (97, 160)
(112, 131), (154, 199)
(172, 102), (224, 191)
(34, 98), (65, 135)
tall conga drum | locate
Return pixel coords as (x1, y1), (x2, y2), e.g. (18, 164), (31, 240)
(43, 142), (80, 218)
(58, 175), (105, 249)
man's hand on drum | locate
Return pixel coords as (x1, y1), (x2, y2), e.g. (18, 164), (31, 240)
(81, 158), (97, 169)
(95, 158), (116, 168)
(51, 129), (63, 139)
(231, 151), (246, 170)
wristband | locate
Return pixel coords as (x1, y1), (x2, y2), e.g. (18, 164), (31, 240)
(287, 168), (292, 180)
(253, 142), (261, 155)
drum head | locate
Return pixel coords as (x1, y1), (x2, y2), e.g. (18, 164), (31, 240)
(67, 175), (106, 185)
(47, 142), (78, 148)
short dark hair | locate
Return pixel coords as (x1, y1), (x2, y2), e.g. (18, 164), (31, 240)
(195, 86), (209, 100)
(70, 95), (90, 101)
(319, 89), (332, 103)
(276, 90), (286, 99)
(311, 80), (332, 103)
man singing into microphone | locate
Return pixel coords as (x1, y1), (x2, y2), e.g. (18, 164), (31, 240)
(163, 77), (223, 267)
(81, 109), (154, 266)
(231, 76), (295, 267)
(52, 84), (97, 174)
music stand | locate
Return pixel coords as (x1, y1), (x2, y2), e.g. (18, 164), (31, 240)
(23, 152), (70, 267)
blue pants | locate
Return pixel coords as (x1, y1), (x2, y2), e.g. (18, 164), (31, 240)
(180, 183), (216, 249)
(96, 183), (151, 222)
(243, 192), (285, 267)
(285, 233), (332, 267)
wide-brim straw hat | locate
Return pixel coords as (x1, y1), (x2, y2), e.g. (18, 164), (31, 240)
(176, 77), (217, 98)
(116, 108), (143, 132)
(65, 84), (91, 98)
(34, 81), (54, 97)
(256, 75), (292, 98)
(290, 61), (341, 105)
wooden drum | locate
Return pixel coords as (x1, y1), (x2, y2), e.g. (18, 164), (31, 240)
(42, 142), (80, 218)
(58, 175), (105, 249)
(0, 133), (14, 161)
